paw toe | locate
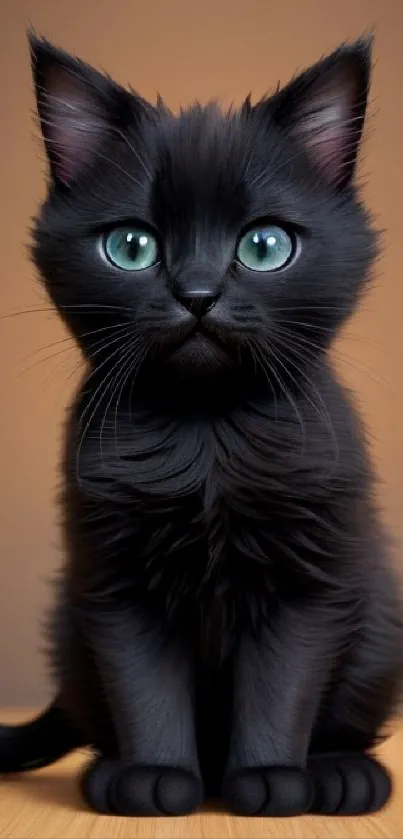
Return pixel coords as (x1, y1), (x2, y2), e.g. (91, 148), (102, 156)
(81, 757), (119, 814)
(223, 769), (267, 815)
(223, 767), (313, 816)
(156, 769), (203, 814)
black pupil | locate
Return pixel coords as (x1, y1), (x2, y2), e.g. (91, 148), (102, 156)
(124, 234), (140, 260)
(255, 235), (269, 260)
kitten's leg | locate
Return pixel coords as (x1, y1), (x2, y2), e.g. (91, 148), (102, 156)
(222, 601), (339, 817)
(76, 604), (203, 816)
(307, 571), (403, 815)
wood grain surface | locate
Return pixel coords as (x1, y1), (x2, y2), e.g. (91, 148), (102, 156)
(1, 710), (402, 838)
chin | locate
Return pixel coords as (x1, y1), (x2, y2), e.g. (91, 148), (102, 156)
(159, 332), (236, 381)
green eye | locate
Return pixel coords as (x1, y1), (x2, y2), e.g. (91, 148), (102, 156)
(104, 226), (158, 271)
(237, 225), (294, 272)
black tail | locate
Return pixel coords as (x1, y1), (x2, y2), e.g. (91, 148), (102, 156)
(0, 701), (86, 772)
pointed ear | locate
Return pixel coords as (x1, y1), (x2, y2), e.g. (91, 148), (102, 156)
(270, 38), (373, 189)
(29, 32), (134, 186)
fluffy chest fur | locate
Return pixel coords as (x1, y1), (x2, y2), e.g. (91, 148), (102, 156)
(66, 371), (366, 653)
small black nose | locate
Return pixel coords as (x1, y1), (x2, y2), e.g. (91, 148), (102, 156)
(175, 290), (219, 318)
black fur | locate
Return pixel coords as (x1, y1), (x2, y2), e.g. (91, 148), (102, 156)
(1, 33), (402, 818)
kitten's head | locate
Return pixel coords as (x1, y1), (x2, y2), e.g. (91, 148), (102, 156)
(30, 33), (376, 395)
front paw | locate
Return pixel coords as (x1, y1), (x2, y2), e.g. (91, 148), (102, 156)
(222, 766), (313, 816)
(81, 756), (204, 816)
(308, 752), (392, 815)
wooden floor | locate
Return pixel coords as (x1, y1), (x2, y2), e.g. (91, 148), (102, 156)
(1, 711), (402, 838)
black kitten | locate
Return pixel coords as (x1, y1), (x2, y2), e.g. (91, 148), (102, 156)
(1, 33), (402, 818)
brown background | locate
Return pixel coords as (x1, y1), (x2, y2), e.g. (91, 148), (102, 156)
(0, 0), (402, 707)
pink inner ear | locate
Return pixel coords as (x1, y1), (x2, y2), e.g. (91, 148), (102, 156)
(290, 66), (361, 186)
(296, 105), (350, 186)
(42, 66), (108, 185)
(50, 112), (107, 184)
